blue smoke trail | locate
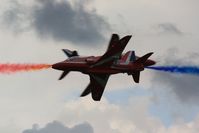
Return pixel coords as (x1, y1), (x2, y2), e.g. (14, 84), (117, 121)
(146, 66), (199, 75)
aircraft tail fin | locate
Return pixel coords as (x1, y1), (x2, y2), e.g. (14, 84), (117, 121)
(59, 71), (70, 80)
(134, 52), (153, 64)
(118, 51), (136, 65)
(62, 49), (79, 58)
(129, 51), (136, 62)
(132, 71), (140, 83)
(131, 52), (153, 83)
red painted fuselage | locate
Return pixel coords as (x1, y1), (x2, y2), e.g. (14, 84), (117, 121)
(52, 55), (155, 74)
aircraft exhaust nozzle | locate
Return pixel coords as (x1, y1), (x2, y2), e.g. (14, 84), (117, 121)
(52, 63), (66, 71)
(144, 59), (156, 67)
(52, 63), (59, 70)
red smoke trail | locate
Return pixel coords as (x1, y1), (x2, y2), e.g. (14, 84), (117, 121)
(0, 63), (52, 74)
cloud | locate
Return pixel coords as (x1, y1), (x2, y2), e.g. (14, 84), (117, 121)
(55, 97), (199, 133)
(1, 0), (110, 45)
(20, 97), (199, 133)
(153, 72), (199, 103)
(23, 121), (93, 133)
(155, 23), (183, 35)
(151, 49), (199, 104)
(1, 1), (30, 33)
(57, 97), (164, 133)
(31, 0), (109, 44)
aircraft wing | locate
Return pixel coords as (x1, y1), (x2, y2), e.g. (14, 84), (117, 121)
(80, 74), (110, 101)
(92, 34), (132, 67)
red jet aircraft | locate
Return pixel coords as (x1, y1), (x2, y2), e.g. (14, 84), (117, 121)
(52, 34), (156, 101)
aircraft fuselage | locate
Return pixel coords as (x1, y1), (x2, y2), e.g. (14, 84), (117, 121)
(52, 55), (155, 74)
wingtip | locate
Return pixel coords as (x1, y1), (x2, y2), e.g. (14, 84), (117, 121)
(149, 52), (154, 55)
(92, 95), (101, 101)
(123, 35), (132, 39)
(147, 52), (154, 57)
(112, 33), (120, 39)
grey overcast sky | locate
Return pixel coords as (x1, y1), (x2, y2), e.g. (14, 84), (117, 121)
(0, 0), (199, 133)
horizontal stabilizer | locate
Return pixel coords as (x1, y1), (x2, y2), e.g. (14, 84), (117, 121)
(62, 49), (79, 57)
(135, 52), (153, 64)
(59, 71), (69, 80)
(80, 83), (92, 97)
(132, 71), (140, 83)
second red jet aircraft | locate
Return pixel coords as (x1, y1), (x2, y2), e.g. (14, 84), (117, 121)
(52, 34), (156, 101)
